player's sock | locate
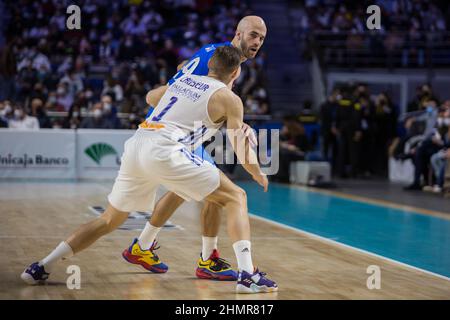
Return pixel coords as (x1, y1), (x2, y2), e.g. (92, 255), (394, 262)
(39, 241), (74, 273)
(232, 240), (253, 274)
(201, 236), (218, 260)
(138, 222), (161, 250)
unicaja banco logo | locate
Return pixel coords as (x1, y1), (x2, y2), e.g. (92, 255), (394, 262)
(84, 143), (118, 165)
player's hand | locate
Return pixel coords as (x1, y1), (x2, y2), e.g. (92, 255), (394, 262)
(252, 172), (268, 192)
(242, 123), (258, 148)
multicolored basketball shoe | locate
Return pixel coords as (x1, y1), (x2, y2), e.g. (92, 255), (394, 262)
(21, 262), (50, 285)
(195, 249), (237, 281)
(236, 268), (278, 293)
(122, 238), (168, 273)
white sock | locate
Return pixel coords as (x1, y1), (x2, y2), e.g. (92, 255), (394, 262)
(201, 236), (218, 260)
(232, 240), (254, 274)
(138, 222), (161, 250)
(39, 241), (74, 273)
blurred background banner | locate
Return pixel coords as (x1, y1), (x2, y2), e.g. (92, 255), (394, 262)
(76, 129), (134, 179)
(0, 128), (76, 179)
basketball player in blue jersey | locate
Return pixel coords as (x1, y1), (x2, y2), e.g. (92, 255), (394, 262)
(121, 16), (267, 281)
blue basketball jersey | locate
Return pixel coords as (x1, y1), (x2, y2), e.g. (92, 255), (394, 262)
(168, 41), (232, 85)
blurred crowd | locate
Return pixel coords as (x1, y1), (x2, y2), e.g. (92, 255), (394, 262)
(393, 84), (450, 194)
(272, 81), (450, 194)
(289, 0), (450, 67)
(0, 0), (269, 130)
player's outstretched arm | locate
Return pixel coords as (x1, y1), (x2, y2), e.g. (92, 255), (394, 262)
(225, 94), (268, 192)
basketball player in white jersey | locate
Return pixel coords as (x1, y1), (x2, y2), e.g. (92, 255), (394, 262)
(21, 46), (278, 293)
(122, 16), (267, 281)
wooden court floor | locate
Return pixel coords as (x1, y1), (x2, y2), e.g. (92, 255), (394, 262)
(0, 181), (449, 300)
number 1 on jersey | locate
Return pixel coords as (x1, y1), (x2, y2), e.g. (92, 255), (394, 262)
(151, 96), (178, 122)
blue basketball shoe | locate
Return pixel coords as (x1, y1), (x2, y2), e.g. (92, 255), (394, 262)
(21, 262), (50, 285)
(236, 268), (278, 293)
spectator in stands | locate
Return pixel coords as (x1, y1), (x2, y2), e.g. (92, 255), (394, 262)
(0, 42), (17, 101)
(1, 0), (268, 130)
(30, 98), (51, 128)
(59, 70), (84, 98)
(407, 84), (437, 112)
(273, 116), (311, 183)
(101, 95), (122, 129)
(63, 104), (83, 129)
(424, 105), (450, 193)
(101, 77), (124, 103)
(80, 103), (114, 129)
(404, 99), (444, 190)
(0, 101), (10, 127)
(0, 100), (14, 124)
(8, 105), (40, 130)
(55, 83), (74, 112)
(16, 60), (38, 103)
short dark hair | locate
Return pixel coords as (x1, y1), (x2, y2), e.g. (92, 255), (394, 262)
(209, 46), (242, 78)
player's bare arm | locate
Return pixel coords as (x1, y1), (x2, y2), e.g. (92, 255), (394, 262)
(208, 88), (268, 191)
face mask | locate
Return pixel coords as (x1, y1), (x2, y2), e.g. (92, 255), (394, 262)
(437, 117), (444, 126)
(14, 109), (23, 118)
(72, 111), (79, 118)
(4, 104), (12, 114)
(103, 103), (112, 112)
(57, 88), (65, 95)
(129, 114), (136, 121)
(426, 106), (434, 113)
(85, 91), (93, 99)
(444, 118), (450, 126)
(93, 109), (102, 118)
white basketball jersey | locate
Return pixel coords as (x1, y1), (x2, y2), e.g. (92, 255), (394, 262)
(141, 74), (227, 149)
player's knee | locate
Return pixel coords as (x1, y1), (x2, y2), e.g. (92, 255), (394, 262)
(99, 214), (122, 234)
(229, 186), (247, 206)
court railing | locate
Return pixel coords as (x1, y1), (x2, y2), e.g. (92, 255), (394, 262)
(306, 30), (450, 70)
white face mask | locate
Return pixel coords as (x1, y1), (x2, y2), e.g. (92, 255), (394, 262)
(103, 103), (112, 112)
(72, 111), (79, 118)
(4, 104), (12, 114)
(57, 87), (65, 95)
(444, 118), (450, 126)
(93, 109), (102, 118)
(14, 109), (23, 118)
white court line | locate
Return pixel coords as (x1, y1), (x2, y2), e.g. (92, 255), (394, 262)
(248, 212), (450, 282)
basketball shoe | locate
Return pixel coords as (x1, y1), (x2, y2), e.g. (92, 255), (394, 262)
(236, 268), (278, 293)
(122, 238), (168, 273)
(195, 249), (237, 281)
(21, 262), (50, 285)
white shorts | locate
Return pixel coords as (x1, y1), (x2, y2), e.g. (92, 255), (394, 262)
(108, 129), (220, 212)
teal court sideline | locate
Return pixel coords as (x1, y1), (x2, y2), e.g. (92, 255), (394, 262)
(239, 182), (450, 279)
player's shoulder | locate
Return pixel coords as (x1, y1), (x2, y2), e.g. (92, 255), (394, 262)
(199, 41), (232, 56)
(211, 87), (242, 109)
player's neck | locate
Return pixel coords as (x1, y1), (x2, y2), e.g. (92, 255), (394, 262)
(231, 38), (248, 63)
(207, 72), (230, 85)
